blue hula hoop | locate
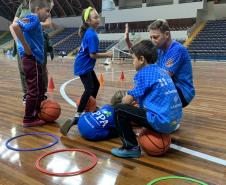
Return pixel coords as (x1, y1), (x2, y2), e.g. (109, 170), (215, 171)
(5, 132), (59, 151)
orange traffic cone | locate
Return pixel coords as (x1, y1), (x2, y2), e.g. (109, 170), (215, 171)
(48, 77), (55, 93)
(120, 71), (125, 81)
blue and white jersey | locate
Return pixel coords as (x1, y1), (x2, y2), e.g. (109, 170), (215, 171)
(157, 40), (195, 104)
(128, 64), (183, 133)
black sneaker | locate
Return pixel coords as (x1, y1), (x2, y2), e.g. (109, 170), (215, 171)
(60, 117), (79, 135)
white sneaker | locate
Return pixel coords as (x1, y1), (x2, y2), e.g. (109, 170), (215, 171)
(104, 58), (111, 65)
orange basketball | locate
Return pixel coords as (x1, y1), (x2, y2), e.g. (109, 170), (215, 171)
(39, 99), (61, 122)
(76, 96), (97, 112)
(138, 129), (171, 156)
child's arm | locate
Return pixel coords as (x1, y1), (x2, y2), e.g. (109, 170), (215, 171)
(41, 18), (57, 30)
(90, 50), (112, 59)
(9, 22), (32, 55)
(13, 4), (22, 23)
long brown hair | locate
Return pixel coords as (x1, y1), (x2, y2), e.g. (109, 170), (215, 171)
(78, 8), (94, 38)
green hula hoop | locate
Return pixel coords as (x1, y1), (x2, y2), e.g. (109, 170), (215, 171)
(147, 176), (209, 185)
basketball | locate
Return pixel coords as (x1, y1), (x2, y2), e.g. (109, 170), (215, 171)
(39, 99), (61, 122)
(138, 129), (171, 156)
(76, 96), (97, 112)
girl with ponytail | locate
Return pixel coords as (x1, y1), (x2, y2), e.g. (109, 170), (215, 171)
(61, 7), (112, 133)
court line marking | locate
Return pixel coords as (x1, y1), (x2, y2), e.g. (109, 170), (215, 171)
(60, 77), (79, 109)
(60, 70), (226, 167)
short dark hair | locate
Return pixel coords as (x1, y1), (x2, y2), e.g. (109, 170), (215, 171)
(22, 0), (29, 9)
(148, 19), (170, 33)
(130, 40), (157, 64)
(29, 0), (53, 12)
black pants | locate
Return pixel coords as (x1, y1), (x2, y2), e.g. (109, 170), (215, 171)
(114, 103), (153, 149)
(77, 70), (100, 112)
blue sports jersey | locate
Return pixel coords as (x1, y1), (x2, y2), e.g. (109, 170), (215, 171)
(78, 105), (115, 140)
(17, 14), (44, 64)
(74, 28), (99, 76)
(127, 64), (183, 133)
(157, 40), (195, 104)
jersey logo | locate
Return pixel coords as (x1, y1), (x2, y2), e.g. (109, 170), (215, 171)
(103, 110), (112, 117)
(170, 121), (177, 126)
(21, 18), (30, 24)
(166, 59), (174, 67)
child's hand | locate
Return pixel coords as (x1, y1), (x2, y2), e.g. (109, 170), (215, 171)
(106, 50), (113, 58)
(124, 23), (129, 41)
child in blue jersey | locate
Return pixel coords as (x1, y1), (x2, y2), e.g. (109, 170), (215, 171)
(125, 20), (195, 108)
(9, 0), (53, 127)
(111, 40), (183, 158)
(60, 104), (118, 140)
(62, 6), (112, 128)
(77, 105), (118, 141)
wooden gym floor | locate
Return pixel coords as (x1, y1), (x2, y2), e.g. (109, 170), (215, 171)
(0, 56), (226, 185)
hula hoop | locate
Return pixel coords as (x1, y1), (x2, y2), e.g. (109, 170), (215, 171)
(35, 148), (98, 176)
(5, 132), (59, 151)
(147, 176), (208, 185)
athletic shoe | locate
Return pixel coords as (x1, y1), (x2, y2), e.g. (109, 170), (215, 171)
(23, 119), (46, 127)
(60, 117), (79, 135)
(111, 146), (141, 158)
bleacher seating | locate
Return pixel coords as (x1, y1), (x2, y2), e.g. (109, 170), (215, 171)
(53, 32), (81, 55)
(51, 28), (76, 45)
(188, 20), (226, 60)
(104, 19), (195, 33)
(99, 40), (117, 52)
(179, 0), (202, 3)
(52, 27), (117, 55)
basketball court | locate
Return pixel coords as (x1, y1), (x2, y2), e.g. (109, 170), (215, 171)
(0, 55), (226, 184)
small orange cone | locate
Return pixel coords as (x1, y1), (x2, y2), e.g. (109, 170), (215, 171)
(48, 77), (55, 93)
(99, 73), (104, 87)
(120, 71), (125, 81)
